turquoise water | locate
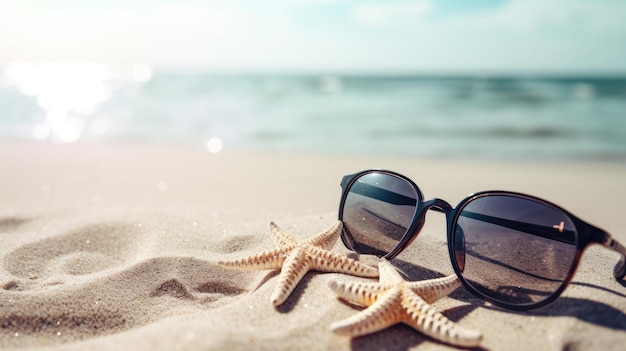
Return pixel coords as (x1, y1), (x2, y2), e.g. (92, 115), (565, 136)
(1, 64), (625, 160)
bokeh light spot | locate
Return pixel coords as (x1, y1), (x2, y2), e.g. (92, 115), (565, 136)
(206, 138), (223, 153)
(157, 181), (168, 192)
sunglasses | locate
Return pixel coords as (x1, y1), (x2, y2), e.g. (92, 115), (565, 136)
(338, 170), (626, 310)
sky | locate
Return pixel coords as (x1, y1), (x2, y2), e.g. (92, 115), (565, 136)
(0, 0), (625, 74)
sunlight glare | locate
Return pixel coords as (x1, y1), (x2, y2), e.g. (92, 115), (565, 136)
(4, 61), (121, 143)
(132, 63), (153, 82)
(33, 63), (112, 114)
(45, 110), (82, 144)
(32, 123), (51, 140)
(5, 62), (40, 96)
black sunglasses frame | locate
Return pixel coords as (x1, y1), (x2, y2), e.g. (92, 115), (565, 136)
(338, 169), (626, 310)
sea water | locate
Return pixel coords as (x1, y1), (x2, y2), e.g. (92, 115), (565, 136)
(1, 64), (625, 160)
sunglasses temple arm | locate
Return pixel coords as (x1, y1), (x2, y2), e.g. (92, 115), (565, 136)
(602, 234), (626, 280)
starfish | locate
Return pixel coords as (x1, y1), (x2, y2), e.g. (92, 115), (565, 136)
(217, 221), (379, 307)
(328, 259), (482, 348)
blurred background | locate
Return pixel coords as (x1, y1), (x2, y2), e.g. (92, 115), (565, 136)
(1, 0), (625, 159)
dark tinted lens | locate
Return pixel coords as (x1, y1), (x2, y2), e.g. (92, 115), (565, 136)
(453, 195), (577, 306)
(341, 173), (419, 256)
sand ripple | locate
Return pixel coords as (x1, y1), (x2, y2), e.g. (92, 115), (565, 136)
(0, 215), (261, 348)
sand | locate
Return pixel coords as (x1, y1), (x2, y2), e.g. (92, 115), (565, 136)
(1, 141), (626, 350)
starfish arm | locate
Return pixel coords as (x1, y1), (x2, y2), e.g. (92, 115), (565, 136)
(306, 221), (342, 251)
(217, 247), (290, 271)
(328, 279), (390, 306)
(307, 246), (379, 278)
(378, 258), (406, 285)
(401, 288), (482, 348)
(268, 222), (298, 247)
(270, 248), (311, 306)
(407, 275), (461, 304)
(331, 288), (404, 337)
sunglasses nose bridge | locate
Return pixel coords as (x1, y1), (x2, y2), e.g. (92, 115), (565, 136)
(415, 198), (453, 235)
(386, 198), (452, 259)
(421, 198), (453, 214)
(407, 198), (450, 231)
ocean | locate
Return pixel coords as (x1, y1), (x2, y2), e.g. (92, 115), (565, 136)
(1, 63), (625, 160)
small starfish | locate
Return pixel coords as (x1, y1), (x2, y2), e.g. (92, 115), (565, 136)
(328, 259), (482, 348)
(217, 221), (379, 307)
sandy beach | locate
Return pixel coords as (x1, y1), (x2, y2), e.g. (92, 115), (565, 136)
(2, 141), (626, 350)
